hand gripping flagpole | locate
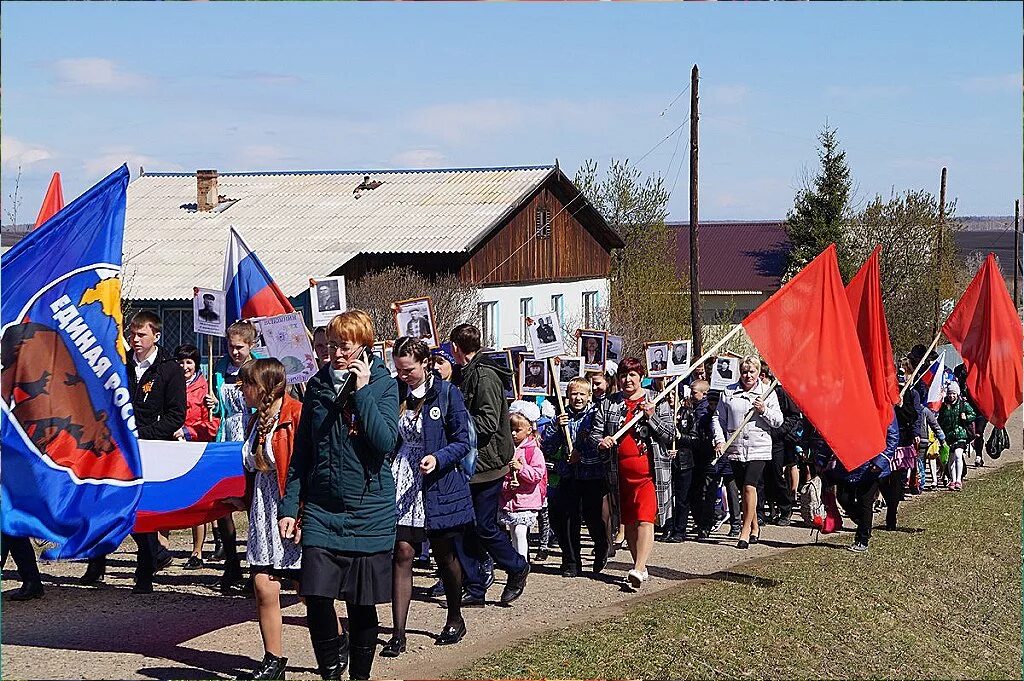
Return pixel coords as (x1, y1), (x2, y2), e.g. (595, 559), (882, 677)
(611, 323), (744, 442)
(898, 330), (943, 401)
(712, 378), (779, 464)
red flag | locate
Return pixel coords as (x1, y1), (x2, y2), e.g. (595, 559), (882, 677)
(846, 245), (901, 424)
(33, 172), (65, 228)
(941, 253), (1023, 429)
(743, 245), (887, 470)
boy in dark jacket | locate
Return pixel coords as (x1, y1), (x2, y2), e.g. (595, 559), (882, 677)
(81, 311), (185, 593)
(450, 324), (530, 606)
(541, 377), (608, 576)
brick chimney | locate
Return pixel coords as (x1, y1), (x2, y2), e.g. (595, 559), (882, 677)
(197, 169), (219, 212)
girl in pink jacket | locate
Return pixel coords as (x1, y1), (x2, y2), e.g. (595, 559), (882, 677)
(500, 400), (548, 561)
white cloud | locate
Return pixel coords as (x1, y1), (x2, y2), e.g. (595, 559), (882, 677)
(390, 148), (446, 168)
(50, 57), (150, 90)
(1, 135), (54, 171)
(961, 72), (1022, 94)
(82, 148), (181, 178)
(407, 99), (530, 144)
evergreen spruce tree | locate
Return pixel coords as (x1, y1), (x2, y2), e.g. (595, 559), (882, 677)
(783, 125), (855, 279)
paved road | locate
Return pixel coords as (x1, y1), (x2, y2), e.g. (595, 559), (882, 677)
(2, 409), (1019, 680)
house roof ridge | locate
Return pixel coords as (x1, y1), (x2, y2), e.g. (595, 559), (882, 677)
(141, 164), (556, 178)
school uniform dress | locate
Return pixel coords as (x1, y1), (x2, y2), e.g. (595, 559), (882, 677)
(393, 390), (428, 545)
(244, 412), (302, 579)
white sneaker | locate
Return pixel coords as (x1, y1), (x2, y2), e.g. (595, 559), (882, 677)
(626, 569), (649, 590)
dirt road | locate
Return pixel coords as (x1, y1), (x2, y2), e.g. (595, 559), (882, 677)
(3, 410), (1019, 680)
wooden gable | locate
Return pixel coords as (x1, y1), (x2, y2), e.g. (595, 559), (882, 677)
(458, 178), (615, 287)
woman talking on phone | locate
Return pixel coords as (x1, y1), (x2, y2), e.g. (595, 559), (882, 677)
(278, 310), (399, 680)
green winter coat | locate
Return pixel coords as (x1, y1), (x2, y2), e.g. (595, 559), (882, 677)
(460, 353), (515, 484)
(937, 398), (976, 445)
(279, 358), (399, 554)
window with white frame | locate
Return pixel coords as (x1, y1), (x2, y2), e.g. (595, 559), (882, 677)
(582, 291), (599, 328)
(550, 294), (564, 323)
(520, 297), (534, 343)
(477, 301), (498, 348)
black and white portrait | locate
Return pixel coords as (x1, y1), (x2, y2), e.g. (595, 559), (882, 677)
(392, 297), (438, 348)
(645, 342), (670, 378)
(578, 330), (607, 372)
(519, 357), (550, 396)
(193, 287), (226, 337)
(526, 310), (564, 360)
(606, 335), (624, 363)
(310, 276), (347, 328)
(556, 356), (584, 393)
(711, 356), (741, 391)
(482, 350), (517, 400)
(667, 340), (692, 376)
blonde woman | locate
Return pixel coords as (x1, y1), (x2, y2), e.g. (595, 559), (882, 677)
(711, 356), (783, 549)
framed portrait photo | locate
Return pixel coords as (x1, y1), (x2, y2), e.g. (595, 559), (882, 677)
(518, 354), (550, 397)
(645, 341), (671, 378)
(482, 349), (518, 400)
(711, 355), (741, 391)
(193, 287), (227, 337)
(392, 296), (438, 348)
(505, 344), (528, 375)
(577, 329), (608, 372)
(309, 276), (347, 328)
(526, 311), (564, 360)
(666, 340), (692, 376)
(605, 334), (624, 364)
(554, 355), (584, 394)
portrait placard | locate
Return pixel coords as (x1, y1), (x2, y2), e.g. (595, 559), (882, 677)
(711, 355), (741, 391)
(525, 310), (564, 361)
(193, 287), (227, 337)
(482, 349), (517, 400)
(666, 340), (692, 376)
(577, 329), (608, 372)
(645, 341), (671, 378)
(518, 353), (550, 396)
(606, 334), (624, 364)
(392, 297), (438, 348)
(309, 276), (347, 328)
(554, 355), (584, 394)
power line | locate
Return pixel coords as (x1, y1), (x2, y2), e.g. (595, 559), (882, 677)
(659, 83), (691, 118)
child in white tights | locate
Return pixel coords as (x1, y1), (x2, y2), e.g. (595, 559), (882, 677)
(500, 401), (548, 560)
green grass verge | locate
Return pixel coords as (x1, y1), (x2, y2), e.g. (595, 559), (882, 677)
(456, 465), (1023, 680)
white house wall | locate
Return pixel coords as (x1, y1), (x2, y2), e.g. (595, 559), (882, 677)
(477, 278), (609, 349)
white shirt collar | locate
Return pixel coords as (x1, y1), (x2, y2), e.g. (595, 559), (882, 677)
(134, 346), (159, 369)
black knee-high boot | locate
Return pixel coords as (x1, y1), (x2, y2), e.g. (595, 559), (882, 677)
(347, 603), (378, 681)
(311, 636), (341, 680)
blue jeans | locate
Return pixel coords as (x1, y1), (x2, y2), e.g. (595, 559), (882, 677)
(455, 476), (529, 598)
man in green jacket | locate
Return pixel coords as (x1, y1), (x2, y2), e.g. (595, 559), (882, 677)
(450, 324), (531, 606)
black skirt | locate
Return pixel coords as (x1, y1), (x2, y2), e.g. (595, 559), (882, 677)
(300, 546), (393, 605)
(250, 563), (302, 584)
(396, 524), (427, 546)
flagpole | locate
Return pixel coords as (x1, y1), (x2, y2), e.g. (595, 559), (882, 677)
(207, 335), (216, 420)
(713, 379), (779, 462)
(611, 323), (743, 442)
(898, 330), (943, 401)
(547, 357), (575, 457)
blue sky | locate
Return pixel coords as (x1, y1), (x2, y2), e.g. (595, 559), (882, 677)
(2, 2), (1020, 223)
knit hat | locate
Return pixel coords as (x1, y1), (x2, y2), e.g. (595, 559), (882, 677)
(431, 342), (456, 366)
(509, 399), (541, 423)
(946, 381), (961, 396)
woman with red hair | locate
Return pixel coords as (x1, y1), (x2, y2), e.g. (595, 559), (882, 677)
(591, 357), (676, 591)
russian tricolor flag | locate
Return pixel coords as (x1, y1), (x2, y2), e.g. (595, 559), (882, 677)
(921, 353), (946, 411)
(133, 440), (245, 533)
(223, 226), (294, 323)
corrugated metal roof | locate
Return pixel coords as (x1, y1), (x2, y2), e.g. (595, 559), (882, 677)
(123, 165), (555, 301)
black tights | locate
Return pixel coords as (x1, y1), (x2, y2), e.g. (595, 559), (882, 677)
(392, 536), (463, 637)
(306, 596), (377, 650)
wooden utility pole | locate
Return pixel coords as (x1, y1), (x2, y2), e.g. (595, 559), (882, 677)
(1015, 199), (1021, 311)
(689, 64), (703, 357)
(933, 166), (947, 336)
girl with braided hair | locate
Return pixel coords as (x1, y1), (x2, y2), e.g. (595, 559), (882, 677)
(235, 358), (303, 680)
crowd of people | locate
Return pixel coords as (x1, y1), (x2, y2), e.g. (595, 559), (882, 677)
(0, 309), (999, 680)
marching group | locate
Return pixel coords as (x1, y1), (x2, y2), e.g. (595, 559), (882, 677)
(1, 309), (1004, 680)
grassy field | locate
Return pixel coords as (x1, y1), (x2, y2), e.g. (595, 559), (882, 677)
(457, 465), (1022, 680)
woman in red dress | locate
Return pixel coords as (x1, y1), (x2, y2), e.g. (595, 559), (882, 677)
(592, 357), (676, 591)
